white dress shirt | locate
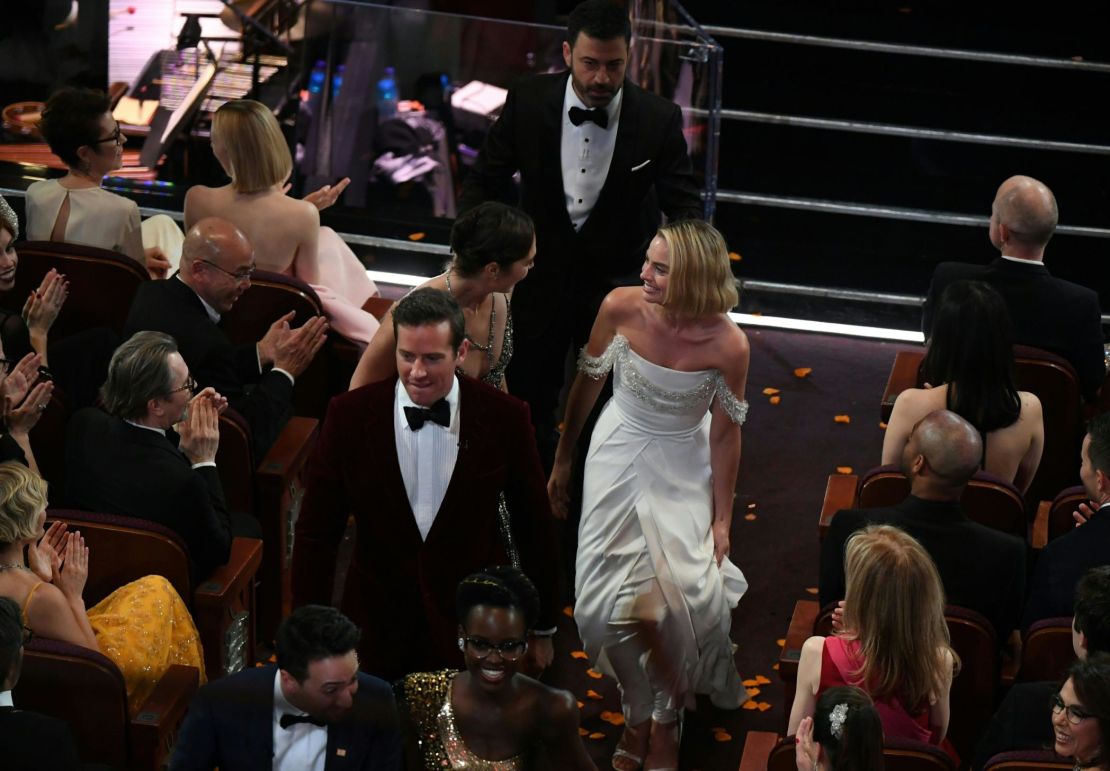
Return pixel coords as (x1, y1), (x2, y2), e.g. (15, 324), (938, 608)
(0, 690), (13, 707)
(272, 670), (327, 771)
(561, 77), (623, 230)
(394, 377), (461, 540)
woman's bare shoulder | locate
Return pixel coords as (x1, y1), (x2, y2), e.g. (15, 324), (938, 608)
(599, 287), (642, 321)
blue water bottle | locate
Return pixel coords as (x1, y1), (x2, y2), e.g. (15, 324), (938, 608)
(376, 66), (398, 121)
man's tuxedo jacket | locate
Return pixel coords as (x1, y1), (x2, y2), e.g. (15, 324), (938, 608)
(291, 376), (559, 680)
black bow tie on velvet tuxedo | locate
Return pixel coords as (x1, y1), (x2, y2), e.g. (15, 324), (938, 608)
(568, 106), (609, 129)
(404, 398), (450, 430)
(280, 713), (326, 730)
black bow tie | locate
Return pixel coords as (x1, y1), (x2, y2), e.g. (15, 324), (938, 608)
(569, 106), (609, 129)
(280, 713), (325, 730)
(404, 399), (450, 430)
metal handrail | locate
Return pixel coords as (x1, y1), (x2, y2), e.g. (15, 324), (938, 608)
(715, 190), (1110, 239)
(682, 107), (1110, 156)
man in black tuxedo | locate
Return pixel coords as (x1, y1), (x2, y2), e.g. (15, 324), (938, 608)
(820, 409), (1026, 641)
(124, 217), (328, 459)
(459, 0), (702, 456)
(170, 605), (400, 771)
(974, 566), (1110, 769)
(64, 330), (258, 577)
(291, 289), (560, 681)
(0, 596), (85, 769)
(922, 175), (1105, 400)
(1023, 412), (1110, 627)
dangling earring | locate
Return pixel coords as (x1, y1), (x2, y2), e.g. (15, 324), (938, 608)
(457, 637), (465, 651)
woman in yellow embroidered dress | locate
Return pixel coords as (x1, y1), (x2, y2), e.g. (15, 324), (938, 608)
(0, 462), (205, 714)
(395, 566), (597, 770)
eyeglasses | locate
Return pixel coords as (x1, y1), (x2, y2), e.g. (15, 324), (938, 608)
(462, 635), (528, 661)
(93, 123), (123, 145)
(167, 376), (198, 397)
(1052, 693), (1095, 725)
(197, 259), (255, 282)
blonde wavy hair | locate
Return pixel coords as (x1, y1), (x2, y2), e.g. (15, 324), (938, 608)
(212, 99), (293, 194)
(657, 219), (739, 318)
(0, 462), (48, 546)
(842, 525), (960, 711)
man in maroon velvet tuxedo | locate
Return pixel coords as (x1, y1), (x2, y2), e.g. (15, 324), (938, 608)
(291, 289), (559, 680)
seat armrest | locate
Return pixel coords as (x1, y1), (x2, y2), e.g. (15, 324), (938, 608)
(194, 537), (263, 678)
(1030, 500), (1052, 550)
(739, 731), (782, 771)
(881, 350), (924, 423)
(778, 600), (820, 684)
(130, 664), (200, 771)
(257, 416), (319, 478)
(819, 475), (857, 541)
(1000, 629), (1023, 688)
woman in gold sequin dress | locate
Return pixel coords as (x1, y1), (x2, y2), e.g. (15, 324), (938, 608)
(396, 567), (597, 770)
(548, 220), (750, 771)
(350, 202), (536, 392)
(0, 462), (205, 715)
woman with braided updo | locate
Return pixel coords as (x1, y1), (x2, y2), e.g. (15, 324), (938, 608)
(795, 686), (884, 771)
(395, 566), (596, 770)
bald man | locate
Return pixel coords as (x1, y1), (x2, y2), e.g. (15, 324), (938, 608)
(124, 217), (328, 458)
(819, 409), (1026, 641)
(922, 175), (1105, 399)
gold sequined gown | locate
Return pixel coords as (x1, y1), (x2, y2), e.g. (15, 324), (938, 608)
(397, 670), (526, 770)
(86, 575), (206, 714)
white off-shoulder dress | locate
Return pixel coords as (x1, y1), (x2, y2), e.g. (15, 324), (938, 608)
(574, 334), (750, 712)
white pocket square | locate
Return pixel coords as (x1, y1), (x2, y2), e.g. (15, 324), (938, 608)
(630, 159), (651, 172)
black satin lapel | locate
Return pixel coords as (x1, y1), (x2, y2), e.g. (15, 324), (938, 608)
(539, 73), (575, 233)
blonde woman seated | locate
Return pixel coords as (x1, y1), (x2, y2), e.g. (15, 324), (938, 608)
(0, 462), (205, 715)
(788, 525), (958, 760)
(883, 280), (1043, 493)
(184, 99), (380, 347)
(26, 88), (177, 278)
(350, 202), (536, 391)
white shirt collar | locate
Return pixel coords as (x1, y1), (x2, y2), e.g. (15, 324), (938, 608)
(999, 254), (1044, 265)
(176, 274), (221, 323)
(564, 74), (623, 125)
(0, 690), (12, 707)
(124, 419), (166, 436)
(395, 376), (460, 433)
(273, 669), (319, 727)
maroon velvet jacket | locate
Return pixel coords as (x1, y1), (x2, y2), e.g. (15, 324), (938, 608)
(291, 376), (560, 680)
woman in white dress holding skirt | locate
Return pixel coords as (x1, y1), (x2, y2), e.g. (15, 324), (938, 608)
(548, 219), (750, 771)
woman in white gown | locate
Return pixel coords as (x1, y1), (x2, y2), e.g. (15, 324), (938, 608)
(548, 220), (750, 771)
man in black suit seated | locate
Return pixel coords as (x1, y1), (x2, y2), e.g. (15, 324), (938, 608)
(459, 0), (702, 460)
(64, 330), (259, 577)
(0, 596), (84, 769)
(1023, 412), (1110, 627)
(124, 217), (328, 459)
(974, 566), (1110, 768)
(171, 605), (401, 771)
(922, 175), (1105, 400)
(820, 409), (1026, 642)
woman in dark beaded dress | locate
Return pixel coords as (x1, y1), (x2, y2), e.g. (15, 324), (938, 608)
(396, 566), (597, 771)
(350, 202), (535, 392)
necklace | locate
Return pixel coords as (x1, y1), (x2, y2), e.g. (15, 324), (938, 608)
(444, 271), (496, 358)
(0, 562), (30, 572)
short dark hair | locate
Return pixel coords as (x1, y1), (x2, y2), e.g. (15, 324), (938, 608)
(40, 88), (112, 169)
(0, 596), (23, 688)
(450, 202), (534, 278)
(456, 566), (541, 631)
(812, 686), (885, 771)
(100, 331), (179, 420)
(923, 280), (1021, 433)
(392, 288), (466, 351)
(1068, 653), (1110, 764)
(1087, 412), (1110, 479)
(567, 0), (631, 47)
(1076, 567), (1110, 656)
(276, 605), (361, 683)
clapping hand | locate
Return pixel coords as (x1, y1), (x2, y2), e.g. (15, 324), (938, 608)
(55, 531), (89, 601)
(0, 351), (44, 407)
(22, 268), (68, 338)
(177, 388), (221, 464)
(2, 379), (54, 436)
(794, 716), (819, 771)
(285, 177), (351, 211)
(26, 521), (68, 583)
(1074, 501), (1101, 527)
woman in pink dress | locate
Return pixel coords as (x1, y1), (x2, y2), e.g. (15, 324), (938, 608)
(184, 99), (379, 346)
